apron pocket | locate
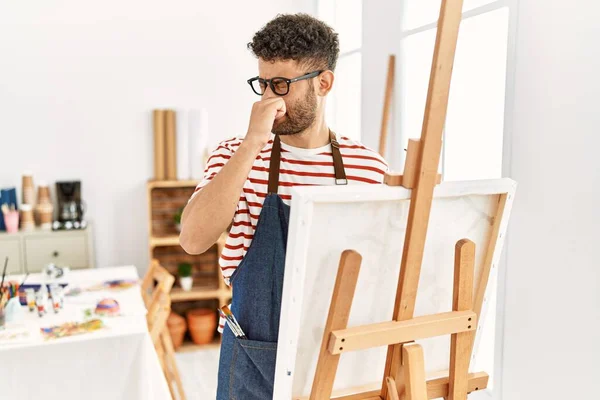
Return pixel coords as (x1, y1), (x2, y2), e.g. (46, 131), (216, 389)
(229, 337), (278, 400)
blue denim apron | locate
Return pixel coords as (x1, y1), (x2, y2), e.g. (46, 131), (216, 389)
(216, 132), (347, 400)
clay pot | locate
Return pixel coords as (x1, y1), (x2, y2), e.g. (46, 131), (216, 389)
(167, 312), (187, 350)
(186, 308), (217, 345)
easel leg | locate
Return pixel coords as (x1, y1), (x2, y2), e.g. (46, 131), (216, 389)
(156, 339), (176, 399)
(448, 240), (475, 400)
(389, 344), (405, 395)
(381, 0), (466, 396)
(385, 377), (401, 400)
(310, 250), (362, 400)
(402, 343), (428, 400)
(161, 329), (187, 400)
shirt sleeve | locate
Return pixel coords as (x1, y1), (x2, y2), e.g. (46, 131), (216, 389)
(189, 140), (235, 201)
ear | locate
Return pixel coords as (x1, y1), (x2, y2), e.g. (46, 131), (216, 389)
(316, 70), (335, 97)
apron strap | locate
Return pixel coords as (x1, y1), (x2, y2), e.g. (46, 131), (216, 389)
(268, 135), (282, 195)
(267, 130), (347, 194)
(329, 130), (348, 185)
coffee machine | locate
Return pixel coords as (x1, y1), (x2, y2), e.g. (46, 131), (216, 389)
(53, 181), (87, 230)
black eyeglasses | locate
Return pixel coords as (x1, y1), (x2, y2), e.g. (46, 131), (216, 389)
(247, 70), (324, 96)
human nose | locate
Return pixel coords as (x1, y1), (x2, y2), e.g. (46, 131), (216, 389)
(262, 83), (277, 99)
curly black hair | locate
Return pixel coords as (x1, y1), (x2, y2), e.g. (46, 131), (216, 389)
(248, 14), (340, 71)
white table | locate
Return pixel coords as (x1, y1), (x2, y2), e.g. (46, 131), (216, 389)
(0, 266), (171, 400)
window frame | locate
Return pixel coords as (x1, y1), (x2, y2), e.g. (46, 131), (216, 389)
(317, 0), (364, 141)
(396, 1), (519, 399)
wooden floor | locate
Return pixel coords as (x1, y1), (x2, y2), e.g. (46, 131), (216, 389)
(175, 347), (220, 399)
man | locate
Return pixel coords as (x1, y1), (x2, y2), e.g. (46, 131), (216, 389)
(180, 13), (387, 400)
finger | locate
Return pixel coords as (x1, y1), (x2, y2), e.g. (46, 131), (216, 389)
(260, 97), (284, 105)
(273, 98), (286, 115)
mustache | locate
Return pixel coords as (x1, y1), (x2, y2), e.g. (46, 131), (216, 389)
(272, 92), (317, 135)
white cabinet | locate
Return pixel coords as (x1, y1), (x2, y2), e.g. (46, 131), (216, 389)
(0, 224), (94, 273)
(0, 239), (23, 274)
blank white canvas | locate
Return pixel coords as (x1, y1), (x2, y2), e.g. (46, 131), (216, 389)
(274, 179), (516, 399)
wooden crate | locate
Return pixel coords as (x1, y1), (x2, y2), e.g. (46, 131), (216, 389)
(150, 186), (195, 238)
(152, 245), (220, 289)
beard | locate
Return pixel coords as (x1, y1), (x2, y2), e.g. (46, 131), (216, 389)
(272, 87), (317, 136)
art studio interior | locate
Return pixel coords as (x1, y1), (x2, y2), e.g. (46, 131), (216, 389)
(0, 1), (598, 399)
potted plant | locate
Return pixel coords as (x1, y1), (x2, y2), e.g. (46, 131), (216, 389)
(178, 262), (193, 291)
(173, 207), (184, 232)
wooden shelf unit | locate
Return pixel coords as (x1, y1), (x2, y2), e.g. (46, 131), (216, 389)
(147, 179), (199, 190)
(147, 180), (231, 350)
(149, 235), (180, 247)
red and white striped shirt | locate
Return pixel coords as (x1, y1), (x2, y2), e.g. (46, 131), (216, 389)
(192, 133), (387, 283)
(192, 134), (387, 332)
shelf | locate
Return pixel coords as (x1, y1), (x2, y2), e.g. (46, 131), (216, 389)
(177, 337), (221, 353)
(150, 234), (226, 250)
(150, 235), (180, 247)
(147, 180), (199, 190)
(0, 223), (93, 238)
(171, 287), (230, 302)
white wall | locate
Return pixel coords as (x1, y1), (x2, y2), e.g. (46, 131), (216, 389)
(362, 0), (403, 169)
(501, 0), (600, 398)
(0, 0), (312, 272)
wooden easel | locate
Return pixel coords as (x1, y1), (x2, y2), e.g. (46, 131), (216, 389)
(142, 260), (187, 400)
(378, 54), (395, 158)
(378, 56), (441, 186)
(309, 1), (483, 399)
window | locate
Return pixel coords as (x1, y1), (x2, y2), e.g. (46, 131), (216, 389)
(318, 0), (363, 140)
(398, 1), (509, 181)
(397, 1), (514, 394)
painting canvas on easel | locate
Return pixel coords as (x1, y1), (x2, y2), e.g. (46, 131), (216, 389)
(273, 179), (515, 399)
(270, 0), (517, 398)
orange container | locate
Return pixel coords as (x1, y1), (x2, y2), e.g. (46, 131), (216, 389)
(167, 312), (187, 350)
(186, 308), (217, 345)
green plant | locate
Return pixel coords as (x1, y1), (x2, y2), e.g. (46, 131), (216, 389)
(178, 262), (193, 278)
(173, 207), (184, 225)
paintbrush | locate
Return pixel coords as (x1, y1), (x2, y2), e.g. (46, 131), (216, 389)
(0, 257), (8, 294)
(20, 259), (29, 286)
(0, 257), (8, 308)
(221, 305), (247, 339)
(217, 308), (242, 338)
(218, 308), (244, 338)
